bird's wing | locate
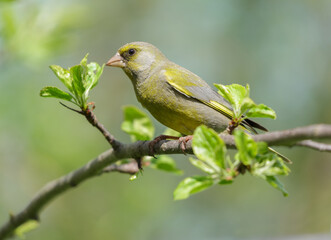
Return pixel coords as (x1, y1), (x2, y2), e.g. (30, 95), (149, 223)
(162, 66), (267, 133)
(163, 67), (234, 120)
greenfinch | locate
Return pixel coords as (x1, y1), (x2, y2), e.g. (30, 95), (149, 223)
(106, 42), (291, 162)
(106, 42), (266, 135)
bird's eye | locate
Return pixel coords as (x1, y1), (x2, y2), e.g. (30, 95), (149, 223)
(128, 48), (136, 56)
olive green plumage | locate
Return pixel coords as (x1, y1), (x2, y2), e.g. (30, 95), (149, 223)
(106, 41), (266, 136)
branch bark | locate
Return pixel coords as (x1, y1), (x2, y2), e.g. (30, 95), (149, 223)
(1, 124), (331, 239)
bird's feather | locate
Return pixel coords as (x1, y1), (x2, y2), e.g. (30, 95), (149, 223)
(163, 66), (266, 133)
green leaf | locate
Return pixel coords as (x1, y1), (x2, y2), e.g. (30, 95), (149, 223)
(214, 83), (249, 117)
(44, 55), (102, 110)
(250, 152), (290, 196)
(240, 97), (256, 115)
(189, 157), (216, 174)
(49, 65), (73, 92)
(129, 174), (138, 181)
(214, 83), (277, 122)
(83, 62), (104, 100)
(14, 220), (39, 239)
(192, 125), (226, 171)
(121, 106), (154, 141)
(162, 128), (182, 137)
(173, 176), (214, 200)
(70, 65), (86, 98)
(219, 179), (233, 185)
(234, 130), (257, 165)
(149, 155), (183, 174)
(266, 176), (288, 196)
(80, 53), (88, 66)
(40, 86), (73, 102)
(88, 62), (104, 89)
(246, 104), (277, 119)
(252, 160), (286, 177)
(251, 155), (290, 177)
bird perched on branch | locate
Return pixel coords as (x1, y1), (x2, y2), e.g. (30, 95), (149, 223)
(106, 42), (288, 161)
(106, 41), (265, 134)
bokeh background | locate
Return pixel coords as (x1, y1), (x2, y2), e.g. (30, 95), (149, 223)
(1, 0), (331, 239)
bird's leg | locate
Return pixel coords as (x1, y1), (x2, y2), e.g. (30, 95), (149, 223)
(149, 135), (180, 157)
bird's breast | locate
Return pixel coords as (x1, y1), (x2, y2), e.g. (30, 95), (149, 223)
(134, 80), (220, 135)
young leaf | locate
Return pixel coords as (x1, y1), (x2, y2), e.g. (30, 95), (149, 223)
(246, 104), (276, 119)
(250, 151), (290, 196)
(173, 176), (214, 200)
(129, 174), (138, 181)
(162, 128), (182, 137)
(219, 179), (233, 185)
(192, 125), (226, 171)
(70, 65), (86, 99)
(189, 157), (216, 174)
(83, 62), (104, 100)
(251, 157), (290, 177)
(266, 176), (288, 196)
(40, 86), (73, 102)
(43, 55), (102, 110)
(240, 97), (256, 115)
(49, 65), (72, 92)
(214, 83), (249, 117)
(149, 155), (183, 174)
(234, 130), (257, 165)
(14, 220), (39, 239)
(121, 106), (154, 141)
(80, 53), (88, 66)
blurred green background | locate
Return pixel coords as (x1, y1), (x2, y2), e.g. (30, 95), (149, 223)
(1, 0), (331, 239)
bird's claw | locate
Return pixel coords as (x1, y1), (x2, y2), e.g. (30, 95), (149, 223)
(178, 135), (193, 154)
(148, 135), (182, 157)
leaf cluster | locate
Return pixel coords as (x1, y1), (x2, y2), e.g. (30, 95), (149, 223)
(215, 84), (276, 124)
(173, 84), (288, 200)
(40, 55), (104, 110)
(173, 126), (289, 200)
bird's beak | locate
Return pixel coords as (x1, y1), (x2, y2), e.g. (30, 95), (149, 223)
(106, 52), (126, 68)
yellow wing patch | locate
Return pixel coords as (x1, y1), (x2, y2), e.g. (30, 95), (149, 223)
(204, 100), (233, 119)
(164, 69), (234, 120)
(166, 80), (193, 97)
(164, 69), (254, 133)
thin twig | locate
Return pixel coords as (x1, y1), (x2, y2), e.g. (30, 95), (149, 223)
(59, 102), (83, 115)
(295, 140), (331, 152)
(82, 107), (121, 150)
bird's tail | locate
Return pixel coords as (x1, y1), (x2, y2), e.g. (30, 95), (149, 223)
(239, 119), (291, 163)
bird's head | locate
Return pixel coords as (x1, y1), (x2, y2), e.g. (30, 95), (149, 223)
(106, 42), (167, 81)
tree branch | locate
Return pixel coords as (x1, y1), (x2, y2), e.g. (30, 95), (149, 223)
(83, 106), (122, 150)
(219, 124), (331, 149)
(1, 123), (331, 239)
(295, 140), (331, 152)
(103, 160), (140, 174)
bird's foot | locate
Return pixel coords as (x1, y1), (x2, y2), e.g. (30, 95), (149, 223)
(149, 135), (193, 157)
(178, 135), (193, 154)
(149, 135), (180, 157)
